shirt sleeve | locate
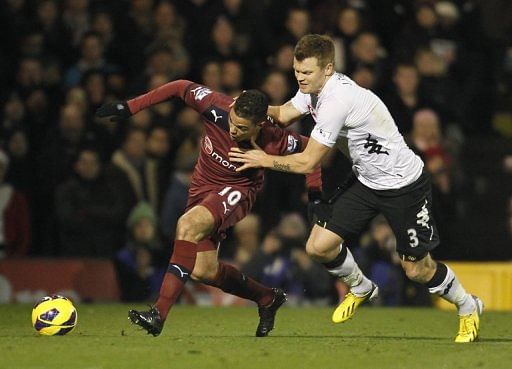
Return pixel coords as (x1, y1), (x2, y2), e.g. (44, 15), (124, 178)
(181, 83), (231, 114)
(290, 90), (310, 114)
(309, 97), (350, 148)
(128, 80), (231, 116)
(127, 80), (192, 114)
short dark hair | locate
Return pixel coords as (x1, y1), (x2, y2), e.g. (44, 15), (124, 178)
(233, 90), (268, 124)
(294, 34), (334, 68)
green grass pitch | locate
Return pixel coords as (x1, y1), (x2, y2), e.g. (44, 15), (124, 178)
(1, 304), (511, 369)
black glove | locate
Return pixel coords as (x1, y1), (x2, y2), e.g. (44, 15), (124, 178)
(307, 190), (332, 226)
(95, 101), (132, 122)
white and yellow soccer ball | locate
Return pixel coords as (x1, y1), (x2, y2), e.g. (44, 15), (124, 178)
(31, 295), (78, 336)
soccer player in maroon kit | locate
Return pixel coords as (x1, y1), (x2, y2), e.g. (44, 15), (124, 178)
(96, 80), (322, 337)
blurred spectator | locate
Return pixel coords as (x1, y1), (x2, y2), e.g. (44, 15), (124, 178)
(81, 69), (106, 112)
(280, 8), (311, 46)
(160, 152), (196, 241)
(414, 47), (460, 122)
(350, 65), (377, 90)
(35, 0), (72, 64)
(394, 1), (440, 61)
(347, 31), (387, 88)
(331, 7), (364, 73)
(201, 16), (241, 63)
(221, 59), (244, 97)
(260, 70), (291, 106)
(146, 124), (173, 204)
(109, 127), (160, 211)
(14, 58), (50, 140)
(383, 63), (430, 135)
(267, 43), (296, 89)
(65, 87), (88, 115)
(4, 128), (32, 195)
(65, 31), (119, 87)
(2, 94), (27, 132)
(200, 60), (223, 91)
(116, 0), (155, 79)
(130, 46), (180, 94)
(0, 150), (31, 258)
(55, 148), (127, 257)
(62, 0), (90, 47)
(241, 229), (297, 295)
(410, 109), (452, 194)
(153, 1), (186, 44)
(115, 201), (165, 301)
(37, 103), (110, 191)
(18, 30), (46, 60)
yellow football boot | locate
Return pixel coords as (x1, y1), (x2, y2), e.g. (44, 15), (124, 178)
(455, 296), (483, 343)
(332, 283), (378, 324)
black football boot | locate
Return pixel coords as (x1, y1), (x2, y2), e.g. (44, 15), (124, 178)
(256, 288), (287, 337)
(128, 306), (163, 336)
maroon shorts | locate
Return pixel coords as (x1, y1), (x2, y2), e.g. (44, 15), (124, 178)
(186, 184), (256, 251)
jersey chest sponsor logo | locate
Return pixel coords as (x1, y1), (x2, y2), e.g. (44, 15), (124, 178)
(190, 86), (212, 101)
(203, 136), (237, 171)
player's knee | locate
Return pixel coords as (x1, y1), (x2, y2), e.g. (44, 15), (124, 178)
(401, 259), (434, 283)
(191, 262), (218, 281)
(176, 216), (202, 243)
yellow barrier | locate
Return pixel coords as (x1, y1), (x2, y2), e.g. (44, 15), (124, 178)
(434, 262), (512, 311)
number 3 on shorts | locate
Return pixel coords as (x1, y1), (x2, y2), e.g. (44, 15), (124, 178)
(218, 186), (242, 206)
(407, 228), (419, 247)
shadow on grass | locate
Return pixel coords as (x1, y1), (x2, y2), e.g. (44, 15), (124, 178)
(189, 335), (512, 343)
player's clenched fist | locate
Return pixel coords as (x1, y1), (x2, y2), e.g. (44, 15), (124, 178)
(96, 101), (132, 121)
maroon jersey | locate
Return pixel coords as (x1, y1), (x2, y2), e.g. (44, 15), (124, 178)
(128, 80), (322, 195)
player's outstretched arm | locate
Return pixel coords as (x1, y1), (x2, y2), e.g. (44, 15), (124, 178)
(267, 101), (303, 127)
(229, 137), (330, 174)
(96, 80), (193, 120)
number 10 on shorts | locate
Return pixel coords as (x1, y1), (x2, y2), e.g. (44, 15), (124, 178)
(218, 186), (242, 214)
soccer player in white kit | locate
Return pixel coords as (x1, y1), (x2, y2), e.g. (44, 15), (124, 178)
(229, 34), (483, 342)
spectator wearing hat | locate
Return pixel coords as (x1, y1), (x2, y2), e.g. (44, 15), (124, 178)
(115, 201), (165, 301)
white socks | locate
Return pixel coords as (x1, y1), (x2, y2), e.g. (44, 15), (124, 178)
(325, 245), (373, 296)
(428, 264), (476, 315)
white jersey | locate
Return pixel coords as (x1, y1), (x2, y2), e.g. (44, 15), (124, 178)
(291, 72), (424, 190)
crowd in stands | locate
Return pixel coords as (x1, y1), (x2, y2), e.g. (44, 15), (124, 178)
(1, 0), (511, 305)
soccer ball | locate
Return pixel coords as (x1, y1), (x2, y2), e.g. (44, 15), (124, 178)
(31, 295), (78, 336)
